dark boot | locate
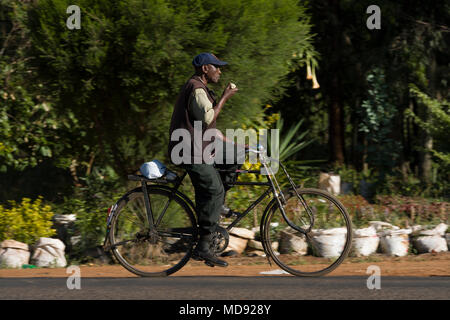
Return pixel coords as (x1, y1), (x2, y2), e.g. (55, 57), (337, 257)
(192, 234), (228, 267)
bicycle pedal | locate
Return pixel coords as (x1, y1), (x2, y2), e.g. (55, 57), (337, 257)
(191, 255), (203, 261)
(224, 210), (240, 218)
(191, 251), (203, 261)
(204, 261), (215, 268)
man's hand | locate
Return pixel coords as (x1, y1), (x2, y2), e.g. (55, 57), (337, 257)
(221, 82), (238, 101)
(211, 82), (238, 125)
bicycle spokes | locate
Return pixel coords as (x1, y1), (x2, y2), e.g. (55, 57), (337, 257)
(110, 189), (197, 276)
(263, 189), (352, 276)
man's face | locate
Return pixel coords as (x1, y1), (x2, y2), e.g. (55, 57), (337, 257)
(204, 64), (221, 83)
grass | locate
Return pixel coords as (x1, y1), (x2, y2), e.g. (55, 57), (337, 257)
(347, 255), (384, 264)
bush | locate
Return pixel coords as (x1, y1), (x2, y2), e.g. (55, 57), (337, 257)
(338, 194), (449, 229)
(0, 196), (55, 244)
(18, 0), (317, 177)
(376, 166), (450, 200)
(282, 161), (321, 189)
(338, 195), (378, 228)
(53, 167), (126, 261)
(375, 195), (449, 226)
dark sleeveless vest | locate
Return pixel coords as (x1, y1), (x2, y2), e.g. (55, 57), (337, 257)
(168, 75), (217, 164)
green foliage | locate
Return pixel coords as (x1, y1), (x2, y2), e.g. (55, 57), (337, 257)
(0, 90), (64, 172)
(377, 166), (450, 200)
(358, 167), (378, 184)
(358, 68), (401, 175)
(277, 162), (323, 192)
(339, 194), (448, 229)
(384, 172), (422, 197)
(0, 197), (56, 244)
(334, 164), (358, 185)
(375, 195), (448, 226)
(53, 167), (126, 255)
(406, 85), (450, 166)
(0, 2), (65, 172)
(269, 116), (315, 162)
(13, 0), (317, 178)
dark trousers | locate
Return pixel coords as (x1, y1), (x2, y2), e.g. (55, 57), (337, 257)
(181, 142), (243, 235)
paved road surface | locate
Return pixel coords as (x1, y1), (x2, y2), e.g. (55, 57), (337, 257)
(1, 276), (449, 300)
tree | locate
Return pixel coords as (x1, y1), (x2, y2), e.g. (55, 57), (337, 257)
(0, 1), (64, 172)
(407, 85), (450, 167)
(14, 0), (317, 182)
(273, 0), (449, 189)
(357, 68), (401, 177)
(381, 1), (449, 183)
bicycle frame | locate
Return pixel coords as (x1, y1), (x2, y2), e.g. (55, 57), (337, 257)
(214, 173), (273, 231)
(215, 148), (316, 235)
(215, 165), (314, 234)
(139, 168), (274, 232)
(146, 161), (314, 236)
(114, 148), (316, 251)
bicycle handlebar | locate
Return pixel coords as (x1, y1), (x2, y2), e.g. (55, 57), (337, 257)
(246, 144), (265, 154)
(246, 146), (280, 164)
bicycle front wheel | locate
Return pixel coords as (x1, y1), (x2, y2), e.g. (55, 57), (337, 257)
(109, 186), (198, 277)
(262, 188), (352, 277)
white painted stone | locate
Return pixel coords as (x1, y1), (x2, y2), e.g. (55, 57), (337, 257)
(229, 227), (255, 240)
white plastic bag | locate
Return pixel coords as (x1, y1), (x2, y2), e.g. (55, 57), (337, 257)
(279, 229), (308, 255)
(415, 223), (447, 237)
(412, 223), (448, 253)
(413, 236), (448, 253)
(310, 228), (347, 258)
(369, 221), (400, 232)
(0, 240), (30, 268)
(140, 160), (166, 179)
(379, 228), (412, 257)
(31, 237), (67, 268)
(319, 173), (341, 195)
(352, 226), (379, 257)
(446, 234), (450, 250)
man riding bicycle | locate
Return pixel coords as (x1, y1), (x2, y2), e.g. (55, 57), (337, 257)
(168, 53), (246, 267)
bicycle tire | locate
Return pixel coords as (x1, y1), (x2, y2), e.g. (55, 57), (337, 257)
(109, 186), (198, 277)
(262, 188), (352, 277)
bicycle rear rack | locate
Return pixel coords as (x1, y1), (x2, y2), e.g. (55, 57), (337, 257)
(127, 174), (178, 184)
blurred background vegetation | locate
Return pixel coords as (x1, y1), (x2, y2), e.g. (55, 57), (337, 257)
(0, 0), (448, 261)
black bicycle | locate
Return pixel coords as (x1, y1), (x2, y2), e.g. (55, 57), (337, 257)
(103, 148), (352, 277)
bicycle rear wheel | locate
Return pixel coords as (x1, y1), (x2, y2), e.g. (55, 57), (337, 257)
(109, 186), (198, 277)
(262, 188), (352, 277)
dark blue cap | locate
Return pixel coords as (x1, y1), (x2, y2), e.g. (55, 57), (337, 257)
(192, 53), (228, 67)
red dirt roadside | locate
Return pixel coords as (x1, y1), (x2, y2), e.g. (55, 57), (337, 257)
(0, 252), (449, 278)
